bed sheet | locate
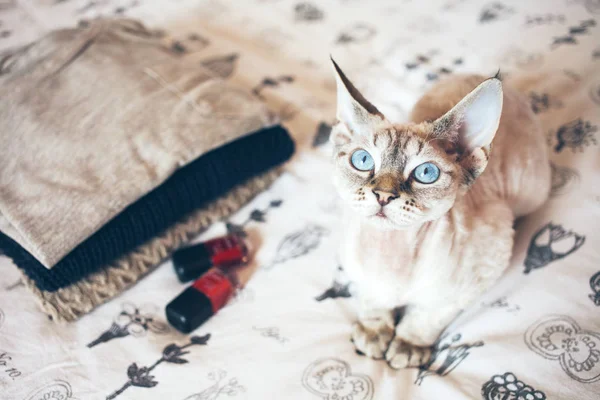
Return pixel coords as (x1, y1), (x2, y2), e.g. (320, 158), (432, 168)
(1, 0), (599, 399)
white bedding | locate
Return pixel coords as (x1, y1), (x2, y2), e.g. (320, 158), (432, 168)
(1, 0), (600, 399)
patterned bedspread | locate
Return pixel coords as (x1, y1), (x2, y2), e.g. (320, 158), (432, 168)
(1, 0), (599, 399)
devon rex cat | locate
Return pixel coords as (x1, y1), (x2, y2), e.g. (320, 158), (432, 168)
(329, 59), (551, 369)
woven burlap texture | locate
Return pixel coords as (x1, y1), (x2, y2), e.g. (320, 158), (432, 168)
(21, 169), (281, 322)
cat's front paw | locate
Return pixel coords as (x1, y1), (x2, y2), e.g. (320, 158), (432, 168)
(351, 320), (394, 360)
(385, 337), (432, 369)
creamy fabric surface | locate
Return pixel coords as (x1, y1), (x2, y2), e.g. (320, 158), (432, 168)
(0, 18), (272, 268)
(1, 0), (599, 399)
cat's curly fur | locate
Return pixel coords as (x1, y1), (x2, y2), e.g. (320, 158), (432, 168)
(330, 59), (550, 369)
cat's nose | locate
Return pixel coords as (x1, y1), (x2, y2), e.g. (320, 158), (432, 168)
(372, 190), (398, 206)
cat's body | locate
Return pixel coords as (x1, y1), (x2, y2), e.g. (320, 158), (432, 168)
(330, 64), (550, 369)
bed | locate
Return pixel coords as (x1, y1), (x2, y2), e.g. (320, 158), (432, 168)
(1, 0), (599, 399)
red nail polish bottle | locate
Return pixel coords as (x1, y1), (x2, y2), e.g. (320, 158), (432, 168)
(166, 267), (240, 333)
(172, 234), (249, 283)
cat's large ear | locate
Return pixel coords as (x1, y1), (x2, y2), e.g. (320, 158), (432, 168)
(433, 77), (503, 154)
(330, 57), (389, 146)
(433, 77), (503, 186)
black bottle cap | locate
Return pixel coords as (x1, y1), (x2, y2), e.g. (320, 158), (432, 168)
(166, 286), (214, 334)
(172, 243), (212, 283)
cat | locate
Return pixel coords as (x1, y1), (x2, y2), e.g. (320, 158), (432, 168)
(329, 58), (551, 369)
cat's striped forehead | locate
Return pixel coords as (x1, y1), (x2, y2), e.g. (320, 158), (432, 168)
(370, 123), (438, 169)
(373, 124), (429, 146)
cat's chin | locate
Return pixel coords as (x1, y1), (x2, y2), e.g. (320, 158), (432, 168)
(364, 214), (415, 231)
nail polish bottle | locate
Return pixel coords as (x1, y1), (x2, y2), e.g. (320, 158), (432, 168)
(172, 234), (249, 283)
(166, 267), (239, 333)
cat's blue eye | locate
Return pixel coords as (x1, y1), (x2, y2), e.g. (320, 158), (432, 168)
(413, 162), (440, 184)
(350, 149), (375, 171)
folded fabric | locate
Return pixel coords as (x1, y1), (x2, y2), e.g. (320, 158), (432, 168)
(20, 169), (281, 322)
(0, 125), (294, 291)
(0, 18), (275, 269)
